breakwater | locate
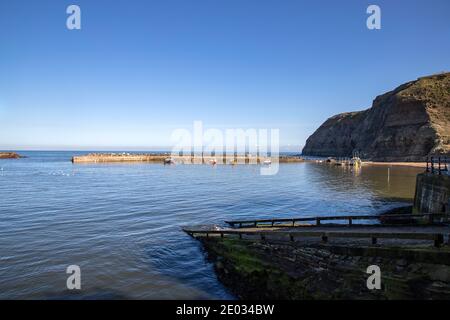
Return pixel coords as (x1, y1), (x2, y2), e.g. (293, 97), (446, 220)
(202, 237), (450, 299)
(71, 153), (304, 164)
(72, 153), (169, 163)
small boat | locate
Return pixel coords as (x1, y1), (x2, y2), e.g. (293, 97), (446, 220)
(209, 158), (217, 165)
(163, 158), (175, 165)
(263, 159), (272, 165)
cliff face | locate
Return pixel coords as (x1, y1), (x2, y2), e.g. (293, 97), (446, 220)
(302, 73), (450, 161)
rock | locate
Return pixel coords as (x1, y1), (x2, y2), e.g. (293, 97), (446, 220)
(397, 259), (408, 267)
(429, 265), (450, 282)
(0, 152), (22, 159)
(302, 73), (450, 161)
(215, 261), (224, 270)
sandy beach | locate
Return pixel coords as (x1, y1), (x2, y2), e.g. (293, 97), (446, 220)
(362, 161), (427, 168)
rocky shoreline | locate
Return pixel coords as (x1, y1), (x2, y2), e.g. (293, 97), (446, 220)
(0, 152), (23, 159)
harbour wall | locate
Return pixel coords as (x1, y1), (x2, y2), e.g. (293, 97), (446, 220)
(71, 153), (304, 164)
(414, 173), (450, 214)
(202, 238), (450, 300)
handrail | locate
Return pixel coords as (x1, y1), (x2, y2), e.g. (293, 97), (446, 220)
(224, 213), (449, 228)
(183, 228), (445, 247)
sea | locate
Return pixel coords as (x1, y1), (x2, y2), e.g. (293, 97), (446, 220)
(0, 151), (423, 299)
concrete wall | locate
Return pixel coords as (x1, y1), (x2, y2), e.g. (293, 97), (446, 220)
(414, 173), (450, 214)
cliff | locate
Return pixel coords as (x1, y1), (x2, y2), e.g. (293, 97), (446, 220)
(302, 73), (450, 161)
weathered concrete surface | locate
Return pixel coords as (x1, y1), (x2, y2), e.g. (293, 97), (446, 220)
(72, 153), (304, 164)
(302, 73), (450, 161)
(414, 173), (450, 214)
(202, 237), (450, 300)
(72, 153), (169, 163)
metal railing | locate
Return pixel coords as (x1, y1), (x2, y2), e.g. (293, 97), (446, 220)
(224, 213), (449, 228)
(183, 228), (446, 248)
(426, 156), (449, 175)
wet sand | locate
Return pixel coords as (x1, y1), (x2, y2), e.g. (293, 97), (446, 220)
(362, 161), (427, 168)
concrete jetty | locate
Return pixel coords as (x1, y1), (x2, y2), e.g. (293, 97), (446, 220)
(72, 153), (168, 163)
(71, 153), (304, 164)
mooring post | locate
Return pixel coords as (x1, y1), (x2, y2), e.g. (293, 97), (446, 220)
(426, 157), (429, 172)
(290, 234), (294, 242)
(431, 156), (434, 174)
(292, 219), (295, 227)
(348, 217), (353, 226)
(434, 234), (444, 247)
(316, 218), (321, 226)
(439, 157), (442, 175)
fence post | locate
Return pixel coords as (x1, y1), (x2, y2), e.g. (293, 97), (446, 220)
(439, 157), (442, 175)
(434, 234), (444, 247)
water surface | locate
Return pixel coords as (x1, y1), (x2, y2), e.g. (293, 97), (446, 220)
(0, 151), (422, 299)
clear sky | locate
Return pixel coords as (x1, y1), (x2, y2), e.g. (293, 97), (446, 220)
(0, 0), (449, 151)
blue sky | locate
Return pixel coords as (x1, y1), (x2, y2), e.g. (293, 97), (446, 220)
(0, 0), (449, 150)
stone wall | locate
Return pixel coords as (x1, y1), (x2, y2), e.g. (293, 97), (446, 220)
(413, 173), (450, 214)
(202, 238), (450, 300)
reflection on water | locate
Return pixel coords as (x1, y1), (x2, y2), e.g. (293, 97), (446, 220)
(0, 152), (422, 299)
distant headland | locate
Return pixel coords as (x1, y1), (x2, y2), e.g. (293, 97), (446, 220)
(302, 72), (450, 161)
(0, 152), (23, 159)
